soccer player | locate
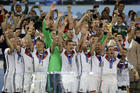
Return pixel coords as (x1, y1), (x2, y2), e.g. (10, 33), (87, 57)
(2, 36), (15, 93)
(117, 49), (139, 93)
(22, 35), (34, 93)
(61, 40), (79, 93)
(101, 45), (120, 93)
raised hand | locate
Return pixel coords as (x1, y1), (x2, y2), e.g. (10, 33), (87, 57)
(21, 0), (27, 3)
(13, 0), (17, 4)
(50, 3), (55, 11)
(67, 5), (72, 9)
(58, 11), (63, 17)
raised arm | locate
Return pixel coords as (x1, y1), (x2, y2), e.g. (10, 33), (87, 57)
(67, 5), (73, 30)
(52, 11), (63, 31)
(45, 3), (55, 28)
(76, 28), (89, 52)
(127, 22), (135, 43)
(22, 0), (28, 14)
(11, 0), (17, 14)
(113, 0), (119, 12)
(75, 13), (89, 35)
(114, 36), (123, 52)
(4, 31), (14, 51)
(90, 37), (99, 55)
(57, 23), (65, 53)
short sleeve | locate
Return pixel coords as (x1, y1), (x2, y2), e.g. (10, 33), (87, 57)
(4, 48), (10, 56)
(128, 62), (134, 70)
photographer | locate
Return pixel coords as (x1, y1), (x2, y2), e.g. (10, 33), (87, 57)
(0, 5), (8, 30)
(128, 10), (138, 22)
(11, 0), (28, 16)
(127, 24), (140, 93)
(90, 5), (101, 20)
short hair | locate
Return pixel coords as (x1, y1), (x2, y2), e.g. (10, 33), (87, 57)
(16, 4), (21, 7)
(118, 1), (124, 6)
(118, 14), (123, 19)
(128, 10), (134, 17)
(66, 40), (73, 45)
(106, 45), (114, 51)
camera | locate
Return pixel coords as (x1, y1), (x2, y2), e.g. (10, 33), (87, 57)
(93, 5), (99, 9)
(34, 6), (39, 8)
(17, 0), (21, 1)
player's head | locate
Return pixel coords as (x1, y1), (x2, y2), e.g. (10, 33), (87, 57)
(36, 39), (45, 51)
(115, 33), (123, 43)
(16, 37), (22, 47)
(82, 40), (89, 51)
(106, 46), (115, 58)
(120, 48), (127, 59)
(16, 4), (22, 13)
(117, 15), (123, 24)
(66, 40), (74, 53)
(95, 42), (102, 55)
(118, 1), (125, 13)
(89, 35), (97, 44)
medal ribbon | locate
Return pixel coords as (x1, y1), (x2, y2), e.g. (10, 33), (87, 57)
(108, 57), (114, 69)
(118, 61), (126, 73)
(26, 49), (32, 57)
(33, 38), (36, 47)
(38, 51), (45, 64)
(17, 53), (21, 61)
(99, 56), (102, 66)
(67, 54), (72, 65)
(85, 52), (89, 63)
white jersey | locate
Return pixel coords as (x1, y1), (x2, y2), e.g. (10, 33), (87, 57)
(33, 48), (50, 72)
(78, 51), (92, 74)
(3, 48), (15, 92)
(14, 50), (25, 92)
(102, 55), (120, 76)
(21, 48), (34, 73)
(101, 55), (120, 93)
(4, 48), (15, 74)
(77, 51), (92, 92)
(117, 60), (134, 86)
(61, 50), (78, 73)
(61, 49), (78, 92)
(14, 51), (24, 74)
(91, 52), (103, 77)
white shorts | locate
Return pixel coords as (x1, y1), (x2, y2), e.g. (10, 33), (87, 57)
(88, 74), (100, 92)
(61, 72), (78, 92)
(14, 73), (24, 92)
(23, 73), (33, 93)
(30, 72), (47, 93)
(79, 73), (89, 92)
(3, 71), (15, 92)
(101, 75), (117, 93)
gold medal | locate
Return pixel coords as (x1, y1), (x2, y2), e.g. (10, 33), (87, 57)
(86, 63), (89, 66)
(70, 64), (72, 67)
(38, 64), (41, 67)
(110, 68), (112, 71)
(120, 72), (122, 76)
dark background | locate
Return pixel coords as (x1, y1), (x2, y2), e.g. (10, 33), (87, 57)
(0, 0), (140, 5)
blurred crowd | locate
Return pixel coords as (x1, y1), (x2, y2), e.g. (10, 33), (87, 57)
(0, 0), (140, 93)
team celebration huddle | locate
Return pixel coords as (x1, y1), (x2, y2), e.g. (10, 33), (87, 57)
(0, 0), (140, 93)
